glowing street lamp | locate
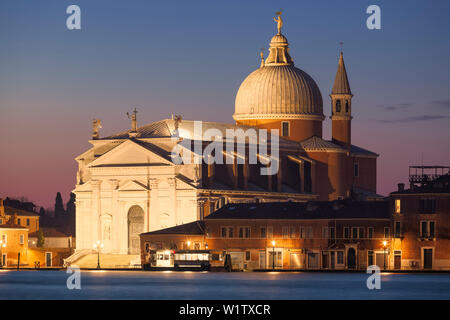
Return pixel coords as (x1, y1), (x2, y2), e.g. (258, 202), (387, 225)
(93, 240), (104, 269)
(382, 240), (388, 270)
(271, 240), (276, 270)
(187, 241), (191, 249)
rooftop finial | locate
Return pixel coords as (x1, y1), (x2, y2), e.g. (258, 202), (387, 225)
(273, 11), (283, 34)
(127, 108), (138, 133)
(260, 48), (265, 68)
(339, 41), (344, 53)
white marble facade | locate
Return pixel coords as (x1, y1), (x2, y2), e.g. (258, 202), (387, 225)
(73, 125), (200, 254)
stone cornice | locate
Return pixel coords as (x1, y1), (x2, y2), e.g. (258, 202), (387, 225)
(233, 113), (325, 121)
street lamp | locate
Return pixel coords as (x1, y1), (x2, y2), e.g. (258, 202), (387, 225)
(0, 240), (5, 268)
(382, 240), (387, 270)
(271, 240), (276, 270)
(187, 240), (191, 249)
(93, 240), (104, 269)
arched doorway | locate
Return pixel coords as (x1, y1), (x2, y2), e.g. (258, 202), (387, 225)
(128, 205), (144, 254)
(347, 248), (356, 269)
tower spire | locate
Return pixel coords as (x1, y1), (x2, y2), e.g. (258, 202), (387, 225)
(332, 50), (351, 95)
(330, 48), (353, 149)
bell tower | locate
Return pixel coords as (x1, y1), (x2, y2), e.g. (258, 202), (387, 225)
(330, 51), (353, 149)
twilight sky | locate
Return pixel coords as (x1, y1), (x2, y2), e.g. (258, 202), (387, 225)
(1, 0), (450, 208)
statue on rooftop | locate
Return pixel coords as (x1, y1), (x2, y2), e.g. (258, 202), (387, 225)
(92, 119), (102, 139)
(273, 11), (283, 34)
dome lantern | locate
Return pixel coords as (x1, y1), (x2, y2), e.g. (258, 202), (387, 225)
(233, 13), (324, 139)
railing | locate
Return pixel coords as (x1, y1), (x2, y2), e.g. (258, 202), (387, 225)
(63, 249), (94, 268)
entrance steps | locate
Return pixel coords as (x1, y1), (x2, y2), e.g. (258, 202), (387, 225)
(65, 253), (141, 269)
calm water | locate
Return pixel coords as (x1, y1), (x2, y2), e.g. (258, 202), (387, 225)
(0, 270), (449, 300)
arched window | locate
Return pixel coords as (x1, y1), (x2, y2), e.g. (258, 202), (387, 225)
(345, 100), (349, 113)
(336, 100), (341, 113)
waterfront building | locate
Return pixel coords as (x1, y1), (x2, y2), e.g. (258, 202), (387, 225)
(140, 169), (450, 271)
(0, 198), (39, 233)
(389, 166), (450, 270)
(140, 201), (392, 270)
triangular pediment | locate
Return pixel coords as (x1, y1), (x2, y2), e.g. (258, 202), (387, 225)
(72, 180), (94, 192)
(88, 140), (173, 168)
(118, 180), (150, 192)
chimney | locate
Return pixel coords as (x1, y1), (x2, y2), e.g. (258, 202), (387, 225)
(398, 183), (405, 192)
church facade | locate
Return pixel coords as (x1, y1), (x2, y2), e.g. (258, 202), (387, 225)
(73, 14), (378, 255)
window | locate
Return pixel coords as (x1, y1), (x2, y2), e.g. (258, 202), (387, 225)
(260, 227), (267, 238)
(419, 199), (436, 213)
(345, 100), (349, 113)
(368, 250), (374, 266)
(330, 227), (335, 239)
(17, 218), (21, 225)
(290, 227), (296, 239)
(228, 227), (234, 238)
(421, 221), (436, 238)
(221, 227), (227, 238)
(238, 227), (250, 238)
(1, 235), (6, 244)
(267, 227), (273, 239)
(20, 234), (24, 245)
(394, 221), (401, 238)
(322, 227), (335, 239)
(429, 221), (435, 238)
(336, 100), (341, 112)
(26, 219), (30, 226)
(0, 219), (2, 224)
(384, 227), (390, 238)
(354, 163), (359, 177)
(358, 227), (365, 239)
(395, 199), (401, 214)
(282, 227), (289, 239)
(344, 227), (350, 239)
(352, 227), (358, 239)
(368, 227), (374, 239)
(304, 227), (313, 239)
(421, 221), (427, 238)
(281, 121), (290, 137)
(337, 251), (344, 264)
(194, 242), (200, 250)
(245, 251), (251, 261)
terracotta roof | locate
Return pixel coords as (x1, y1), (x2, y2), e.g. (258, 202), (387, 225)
(300, 136), (343, 151)
(140, 221), (205, 236)
(299, 136), (378, 157)
(350, 145), (379, 157)
(4, 206), (39, 217)
(0, 223), (27, 229)
(29, 227), (69, 238)
(205, 201), (390, 220)
(332, 52), (352, 95)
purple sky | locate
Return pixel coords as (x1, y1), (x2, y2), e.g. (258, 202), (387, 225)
(1, 0), (450, 208)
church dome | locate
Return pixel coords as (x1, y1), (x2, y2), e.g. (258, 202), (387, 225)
(233, 19), (324, 121)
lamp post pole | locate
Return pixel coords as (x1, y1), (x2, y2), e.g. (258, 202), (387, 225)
(94, 241), (103, 269)
(0, 240), (4, 268)
(383, 240), (387, 271)
(271, 240), (276, 270)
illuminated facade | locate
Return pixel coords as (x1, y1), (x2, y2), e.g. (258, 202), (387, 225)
(72, 15), (379, 259)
